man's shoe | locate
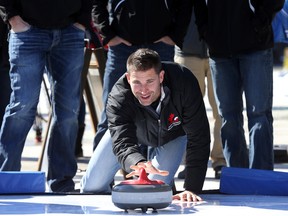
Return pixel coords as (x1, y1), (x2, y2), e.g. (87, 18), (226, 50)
(214, 166), (224, 179)
(75, 149), (83, 158)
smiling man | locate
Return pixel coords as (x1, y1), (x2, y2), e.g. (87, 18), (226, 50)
(81, 48), (210, 202)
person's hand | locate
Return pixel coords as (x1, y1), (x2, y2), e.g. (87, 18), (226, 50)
(108, 36), (132, 47)
(154, 36), (175, 46)
(173, 190), (202, 202)
(9, 16), (30, 33)
(73, 22), (86, 31)
(126, 161), (169, 178)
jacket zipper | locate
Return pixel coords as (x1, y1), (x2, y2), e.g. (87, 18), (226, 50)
(113, 0), (126, 13)
(158, 119), (161, 147)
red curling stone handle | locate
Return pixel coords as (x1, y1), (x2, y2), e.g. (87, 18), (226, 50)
(120, 167), (165, 185)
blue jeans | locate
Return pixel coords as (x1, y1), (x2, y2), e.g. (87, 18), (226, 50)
(0, 33), (11, 126)
(93, 42), (175, 150)
(209, 49), (274, 170)
(81, 130), (186, 193)
(272, 1), (288, 43)
(0, 25), (85, 191)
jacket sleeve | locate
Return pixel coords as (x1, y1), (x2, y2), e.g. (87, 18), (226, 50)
(255, 0), (284, 22)
(249, 0), (284, 39)
(193, 0), (208, 40)
(106, 86), (147, 172)
(193, 0), (285, 38)
(169, 0), (193, 49)
(92, 0), (116, 45)
(180, 67), (211, 193)
(0, 0), (19, 23)
(76, 0), (93, 28)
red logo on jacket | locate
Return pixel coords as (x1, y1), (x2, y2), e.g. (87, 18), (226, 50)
(168, 113), (181, 130)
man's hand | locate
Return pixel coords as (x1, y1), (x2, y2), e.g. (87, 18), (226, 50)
(73, 22), (86, 31)
(108, 36), (132, 47)
(173, 190), (202, 202)
(154, 36), (175, 46)
(9, 16), (30, 33)
(126, 161), (169, 178)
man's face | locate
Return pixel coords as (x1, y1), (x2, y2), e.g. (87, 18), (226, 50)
(126, 68), (164, 106)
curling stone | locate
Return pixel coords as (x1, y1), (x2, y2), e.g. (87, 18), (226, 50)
(112, 167), (172, 213)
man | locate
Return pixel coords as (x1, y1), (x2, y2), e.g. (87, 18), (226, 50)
(0, 0), (92, 192)
(92, 0), (193, 150)
(81, 48), (210, 202)
(194, 0), (285, 169)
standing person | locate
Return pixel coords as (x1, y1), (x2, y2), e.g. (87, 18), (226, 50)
(0, 19), (11, 126)
(81, 48), (210, 202)
(272, 0), (288, 74)
(92, 0), (193, 150)
(272, 0), (288, 45)
(194, 0), (284, 170)
(0, 0), (92, 192)
(174, 11), (226, 179)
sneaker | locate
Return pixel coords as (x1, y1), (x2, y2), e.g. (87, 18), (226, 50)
(214, 166), (224, 179)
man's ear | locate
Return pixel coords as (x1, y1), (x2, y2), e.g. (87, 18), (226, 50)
(159, 70), (165, 83)
(125, 72), (130, 83)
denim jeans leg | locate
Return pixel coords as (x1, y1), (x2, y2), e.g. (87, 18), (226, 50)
(0, 36), (11, 125)
(148, 136), (186, 186)
(146, 42), (175, 61)
(209, 57), (249, 168)
(0, 28), (46, 170)
(46, 25), (85, 191)
(81, 130), (120, 193)
(240, 49), (274, 170)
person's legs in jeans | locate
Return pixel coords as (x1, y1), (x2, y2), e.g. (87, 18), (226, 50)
(46, 25), (85, 192)
(209, 57), (249, 168)
(0, 33), (11, 126)
(148, 136), (186, 186)
(81, 130), (121, 193)
(147, 42), (175, 62)
(75, 96), (86, 157)
(81, 132), (186, 193)
(240, 49), (274, 170)
(0, 27), (46, 171)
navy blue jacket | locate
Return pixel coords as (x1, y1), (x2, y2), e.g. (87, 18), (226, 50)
(194, 0), (285, 57)
(0, 0), (92, 29)
(92, 0), (193, 48)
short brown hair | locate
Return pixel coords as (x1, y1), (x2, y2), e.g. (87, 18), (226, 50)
(126, 48), (162, 74)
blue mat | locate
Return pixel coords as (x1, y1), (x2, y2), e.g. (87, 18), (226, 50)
(220, 167), (288, 196)
(0, 171), (45, 194)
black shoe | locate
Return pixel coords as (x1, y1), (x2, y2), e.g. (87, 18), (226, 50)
(50, 180), (76, 193)
(52, 185), (76, 193)
(75, 149), (83, 158)
(177, 168), (186, 179)
(214, 166), (224, 179)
